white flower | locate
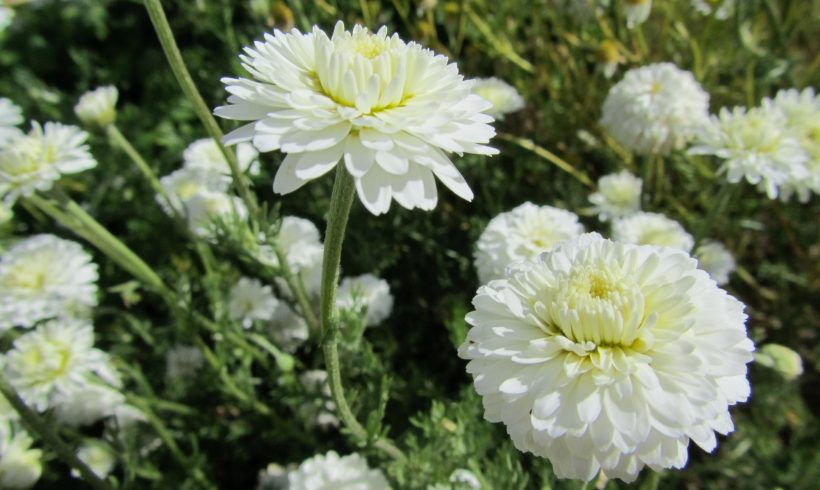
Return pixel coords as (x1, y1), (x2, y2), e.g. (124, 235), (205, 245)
(0, 98), (23, 146)
(761, 87), (820, 201)
(596, 40), (622, 79)
(0, 7), (13, 34)
(72, 441), (115, 479)
(229, 277), (279, 328)
(474, 202), (584, 284)
(52, 383), (126, 427)
(74, 86), (118, 127)
(3, 318), (112, 411)
(0, 234), (98, 330)
(449, 469), (481, 489)
(0, 122), (97, 203)
(611, 212), (694, 252)
(691, 0), (735, 19)
(336, 274), (394, 327)
(589, 170), (642, 221)
(471, 78), (524, 120)
(288, 451), (390, 490)
(165, 344), (205, 381)
(184, 190), (248, 237)
(183, 138), (260, 175)
(215, 21), (498, 215)
(297, 370), (338, 429)
(694, 240), (735, 285)
(623, 0), (652, 28)
(755, 344), (803, 381)
(0, 429), (42, 489)
(261, 216), (325, 298)
(159, 166), (230, 215)
(689, 106), (809, 200)
(459, 233), (754, 482)
(267, 302), (309, 353)
(257, 463), (290, 490)
(601, 63), (709, 156)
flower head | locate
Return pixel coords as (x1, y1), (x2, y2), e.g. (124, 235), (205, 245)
(3, 319), (112, 411)
(474, 202), (584, 284)
(0, 428), (42, 490)
(0, 122), (96, 203)
(72, 441), (116, 479)
(215, 21), (498, 215)
(287, 451), (390, 490)
(0, 98), (23, 146)
(183, 138), (260, 175)
(689, 106), (809, 200)
(755, 344), (803, 381)
(694, 240), (735, 285)
(471, 77), (524, 120)
(261, 216), (325, 298)
(74, 86), (118, 127)
(623, 0), (652, 28)
(158, 166), (246, 236)
(336, 274), (394, 327)
(589, 170), (642, 221)
(267, 302), (309, 353)
(612, 212), (694, 252)
(459, 233), (754, 482)
(229, 276), (279, 328)
(0, 234), (98, 330)
(52, 384), (127, 427)
(601, 63), (709, 156)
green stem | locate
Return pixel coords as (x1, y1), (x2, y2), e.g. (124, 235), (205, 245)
(318, 165), (407, 463)
(497, 133), (594, 187)
(694, 179), (738, 246)
(142, 0), (258, 216)
(106, 124), (173, 208)
(0, 375), (115, 490)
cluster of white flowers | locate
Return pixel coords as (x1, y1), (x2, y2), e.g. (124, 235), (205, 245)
(229, 276), (280, 328)
(691, 0), (735, 19)
(0, 234), (98, 330)
(470, 78), (525, 120)
(601, 63), (709, 156)
(588, 170), (642, 221)
(297, 370), (338, 429)
(0, 424), (42, 490)
(459, 233), (754, 482)
(611, 211), (694, 252)
(0, 98), (23, 146)
(474, 202), (584, 284)
(268, 451), (390, 490)
(336, 273), (393, 327)
(215, 21), (498, 215)
(623, 0), (652, 28)
(74, 86), (118, 128)
(0, 122), (97, 204)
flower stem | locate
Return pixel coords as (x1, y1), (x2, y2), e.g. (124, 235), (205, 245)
(142, 0), (258, 216)
(497, 133), (594, 188)
(0, 374), (115, 490)
(319, 165), (407, 463)
(106, 124), (176, 212)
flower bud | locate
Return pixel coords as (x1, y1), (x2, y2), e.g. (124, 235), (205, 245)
(74, 86), (118, 128)
(756, 344), (803, 380)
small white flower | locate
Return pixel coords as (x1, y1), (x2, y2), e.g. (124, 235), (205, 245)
(755, 344), (803, 381)
(0, 122), (97, 203)
(159, 166), (231, 215)
(267, 302), (309, 353)
(689, 106), (809, 200)
(184, 190), (248, 237)
(183, 138), (260, 175)
(623, 0), (652, 28)
(471, 78), (525, 120)
(0, 98), (23, 146)
(474, 202), (584, 284)
(165, 344), (205, 381)
(3, 318), (112, 411)
(229, 277), (279, 328)
(694, 240), (735, 285)
(762, 87), (820, 201)
(0, 234), (98, 330)
(459, 233), (754, 482)
(257, 462), (290, 490)
(612, 212), (694, 252)
(52, 384), (126, 427)
(336, 274), (394, 327)
(449, 469), (481, 489)
(215, 21), (498, 215)
(288, 451), (390, 490)
(262, 217), (325, 299)
(601, 63), (709, 156)
(72, 441), (115, 479)
(297, 370), (338, 430)
(74, 86), (118, 127)
(0, 429), (42, 490)
(589, 170), (642, 221)
(691, 0), (735, 19)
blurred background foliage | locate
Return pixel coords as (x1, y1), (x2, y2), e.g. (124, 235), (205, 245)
(1, 0), (818, 488)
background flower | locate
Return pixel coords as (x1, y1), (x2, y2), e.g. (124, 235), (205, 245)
(183, 138), (260, 175)
(74, 86), (118, 128)
(229, 276), (279, 328)
(0, 98), (23, 145)
(336, 273), (394, 327)
(471, 77), (525, 120)
(287, 451), (390, 490)
(611, 211), (694, 252)
(695, 240), (735, 285)
(588, 170), (642, 221)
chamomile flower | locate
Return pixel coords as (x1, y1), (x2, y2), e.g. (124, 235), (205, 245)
(0, 122), (97, 203)
(287, 451), (390, 490)
(589, 170), (642, 221)
(611, 212), (694, 252)
(260, 217), (325, 298)
(0, 98), (23, 146)
(601, 63), (709, 156)
(0, 429), (42, 489)
(267, 302), (309, 353)
(755, 344), (803, 381)
(74, 86), (118, 128)
(623, 0), (652, 28)
(474, 202), (584, 284)
(229, 277), (279, 328)
(215, 21), (498, 215)
(459, 233), (754, 482)
(183, 138), (260, 175)
(471, 78), (525, 120)
(336, 274), (394, 327)
(184, 190), (248, 237)
(694, 240), (735, 285)
(0, 234), (98, 330)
